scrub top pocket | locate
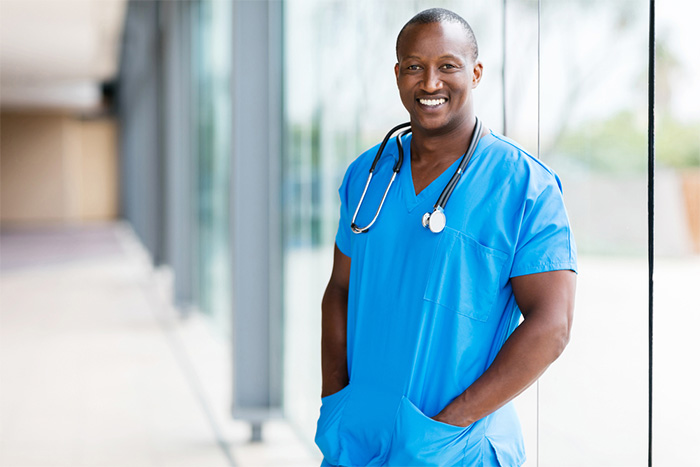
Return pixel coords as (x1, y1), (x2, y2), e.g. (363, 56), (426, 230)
(386, 396), (473, 467)
(424, 228), (508, 322)
(315, 385), (352, 465)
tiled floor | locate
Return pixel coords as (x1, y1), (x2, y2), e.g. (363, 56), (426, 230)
(0, 223), (320, 467)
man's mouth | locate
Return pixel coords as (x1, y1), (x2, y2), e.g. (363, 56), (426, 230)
(418, 98), (447, 107)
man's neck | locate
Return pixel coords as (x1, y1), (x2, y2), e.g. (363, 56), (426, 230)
(410, 115), (477, 167)
(408, 115), (480, 196)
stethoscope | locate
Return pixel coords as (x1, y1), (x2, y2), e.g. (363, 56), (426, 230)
(351, 117), (483, 234)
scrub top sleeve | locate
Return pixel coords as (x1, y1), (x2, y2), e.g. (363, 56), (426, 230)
(510, 174), (578, 278)
(335, 165), (353, 258)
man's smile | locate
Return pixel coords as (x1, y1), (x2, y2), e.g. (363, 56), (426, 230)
(417, 97), (447, 107)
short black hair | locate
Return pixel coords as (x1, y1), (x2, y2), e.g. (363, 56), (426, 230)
(396, 8), (479, 62)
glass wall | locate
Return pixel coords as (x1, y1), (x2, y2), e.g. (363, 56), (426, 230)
(120, 0), (278, 425)
(535, 1), (649, 464)
(119, 0), (233, 333)
(282, 0), (699, 465)
(654, 0), (700, 464)
(192, 0), (233, 334)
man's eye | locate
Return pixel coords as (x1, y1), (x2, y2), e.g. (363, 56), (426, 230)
(407, 65), (421, 70)
(441, 64), (456, 69)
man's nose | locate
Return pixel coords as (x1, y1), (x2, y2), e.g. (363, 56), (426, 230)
(422, 68), (443, 92)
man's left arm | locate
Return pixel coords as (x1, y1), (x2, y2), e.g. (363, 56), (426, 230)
(433, 269), (577, 427)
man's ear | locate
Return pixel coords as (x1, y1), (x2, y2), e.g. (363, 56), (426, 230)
(472, 61), (483, 88)
(394, 63), (400, 83)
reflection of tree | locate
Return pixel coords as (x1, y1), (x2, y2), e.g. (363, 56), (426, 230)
(654, 36), (682, 111)
(539, 1), (644, 157)
(554, 29), (699, 173)
(557, 111), (700, 172)
(650, 33), (699, 170)
(657, 117), (700, 169)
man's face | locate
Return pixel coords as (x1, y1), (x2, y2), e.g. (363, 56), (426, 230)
(395, 21), (482, 135)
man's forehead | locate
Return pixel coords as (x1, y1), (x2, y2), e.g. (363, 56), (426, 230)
(397, 21), (473, 58)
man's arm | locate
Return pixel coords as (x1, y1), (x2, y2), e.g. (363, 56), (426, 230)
(321, 244), (351, 398)
(433, 269), (576, 426)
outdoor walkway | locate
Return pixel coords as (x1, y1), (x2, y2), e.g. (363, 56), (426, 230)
(2, 222), (699, 466)
(0, 223), (319, 467)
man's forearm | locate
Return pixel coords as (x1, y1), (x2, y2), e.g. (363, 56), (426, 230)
(434, 314), (569, 426)
(321, 283), (349, 398)
(434, 269), (576, 426)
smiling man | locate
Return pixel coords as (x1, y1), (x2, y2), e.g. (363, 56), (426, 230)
(315, 8), (577, 467)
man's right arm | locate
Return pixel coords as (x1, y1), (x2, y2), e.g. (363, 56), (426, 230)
(321, 244), (351, 398)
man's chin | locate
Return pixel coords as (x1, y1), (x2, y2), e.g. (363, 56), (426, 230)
(410, 111), (444, 126)
(410, 117), (452, 135)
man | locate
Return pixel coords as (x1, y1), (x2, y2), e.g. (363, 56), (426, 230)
(316, 8), (577, 467)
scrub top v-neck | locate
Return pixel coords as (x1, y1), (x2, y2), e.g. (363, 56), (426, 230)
(316, 131), (577, 467)
(399, 136), (466, 213)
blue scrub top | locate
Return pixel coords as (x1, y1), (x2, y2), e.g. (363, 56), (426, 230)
(316, 131), (578, 467)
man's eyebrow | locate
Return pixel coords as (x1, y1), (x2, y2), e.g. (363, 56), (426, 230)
(438, 54), (463, 60)
(400, 54), (464, 61)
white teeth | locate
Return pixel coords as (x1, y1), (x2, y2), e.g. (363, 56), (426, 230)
(419, 98), (446, 106)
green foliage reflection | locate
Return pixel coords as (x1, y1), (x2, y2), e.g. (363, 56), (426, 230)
(558, 111), (700, 173)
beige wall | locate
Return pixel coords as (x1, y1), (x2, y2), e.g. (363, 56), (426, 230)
(0, 111), (119, 225)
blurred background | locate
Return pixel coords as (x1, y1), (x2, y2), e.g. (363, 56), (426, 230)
(0, 0), (698, 466)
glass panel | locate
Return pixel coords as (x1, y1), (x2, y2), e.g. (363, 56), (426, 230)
(193, 0), (233, 334)
(502, 1), (541, 460)
(537, 1), (649, 464)
(654, 0), (700, 464)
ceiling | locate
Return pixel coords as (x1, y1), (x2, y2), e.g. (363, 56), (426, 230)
(0, 0), (127, 112)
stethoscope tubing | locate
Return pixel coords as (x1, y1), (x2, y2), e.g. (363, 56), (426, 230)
(351, 126), (410, 234)
(351, 118), (482, 234)
(370, 122), (411, 173)
(434, 117), (483, 211)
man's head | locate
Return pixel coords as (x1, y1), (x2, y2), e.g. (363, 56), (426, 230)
(396, 8), (479, 63)
(394, 9), (483, 136)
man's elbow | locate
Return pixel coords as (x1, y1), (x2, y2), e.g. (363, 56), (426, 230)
(550, 308), (573, 360)
(553, 322), (570, 359)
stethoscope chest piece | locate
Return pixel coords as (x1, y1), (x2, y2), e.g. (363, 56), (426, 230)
(422, 207), (446, 234)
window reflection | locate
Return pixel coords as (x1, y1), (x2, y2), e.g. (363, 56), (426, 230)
(654, 1), (700, 464)
(535, 1), (649, 464)
(193, 0), (232, 334)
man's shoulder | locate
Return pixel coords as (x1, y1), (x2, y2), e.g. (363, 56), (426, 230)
(482, 131), (563, 191)
(485, 132), (556, 176)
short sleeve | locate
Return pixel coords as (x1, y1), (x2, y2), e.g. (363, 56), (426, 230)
(335, 165), (353, 257)
(510, 173), (578, 278)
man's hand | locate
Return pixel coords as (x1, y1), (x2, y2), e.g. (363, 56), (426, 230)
(433, 402), (472, 427)
(321, 244), (352, 398)
(433, 269), (576, 426)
